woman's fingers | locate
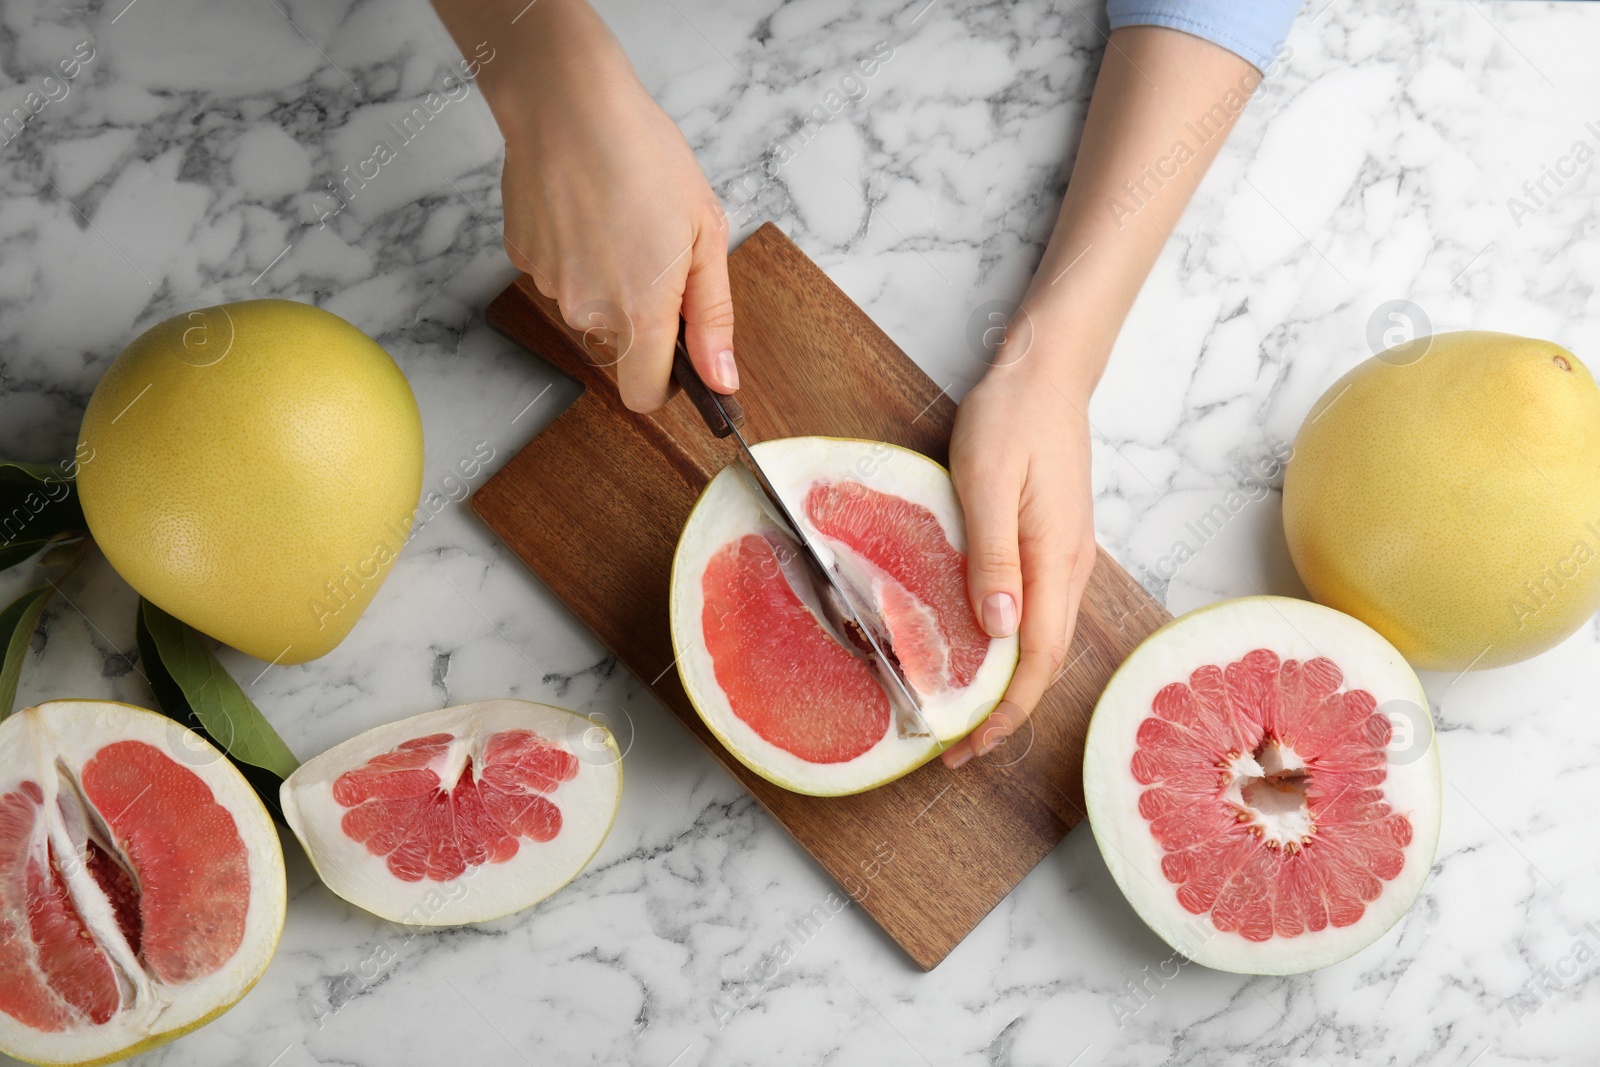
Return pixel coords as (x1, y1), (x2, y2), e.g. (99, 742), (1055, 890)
(997, 519), (1078, 718)
(942, 495), (1076, 769)
(680, 210), (738, 393)
(613, 303), (681, 413)
(576, 208), (733, 413)
(1060, 526), (1097, 675)
(955, 461), (1024, 642)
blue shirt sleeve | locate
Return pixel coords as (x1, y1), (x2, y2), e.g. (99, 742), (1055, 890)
(1105, 0), (1300, 71)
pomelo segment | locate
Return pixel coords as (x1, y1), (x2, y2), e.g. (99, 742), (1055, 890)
(702, 534), (890, 764)
(805, 481), (990, 691)
(670, 437), (1019, 796)
(281, 700), (621, 926)
(1084, 597), (1441, 974)
(0, 701), (286, 1067)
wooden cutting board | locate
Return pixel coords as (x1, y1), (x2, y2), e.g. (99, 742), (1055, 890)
(471, 223), (1170, 969)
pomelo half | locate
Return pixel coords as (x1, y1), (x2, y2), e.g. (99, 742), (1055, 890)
(281, 700), (621, 925)
(1083, 597), (1441, 974)
(0, 700), (286, 1067)
(670, 437), (1019, 796)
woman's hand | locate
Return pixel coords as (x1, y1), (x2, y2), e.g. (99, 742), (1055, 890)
(447, 0), (737, 411)
(940, 323), (1097, 769)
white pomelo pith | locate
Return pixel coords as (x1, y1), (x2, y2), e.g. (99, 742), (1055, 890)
(670, 437), (1019, 796)
(0, 700), (286, 1067)
(1083, 597), (1441, 975)
(281, 700), (621, 926)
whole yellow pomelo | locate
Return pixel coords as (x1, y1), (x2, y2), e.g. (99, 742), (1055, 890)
(77, 299), (423, 664)
(1283, 330), (1600, 671)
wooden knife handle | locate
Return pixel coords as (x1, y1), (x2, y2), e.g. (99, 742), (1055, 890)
(671, 320), (744, 438)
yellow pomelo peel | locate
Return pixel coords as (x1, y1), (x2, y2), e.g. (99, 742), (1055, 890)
(1284, 330), (1600, 671)
(77, 300), (423, 663)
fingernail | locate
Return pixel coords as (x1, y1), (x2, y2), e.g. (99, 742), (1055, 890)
(982, 592), (1018, 638)
(944, 746), (974, 770)
(713, 348), (739, 391)
(977, 730), (1008, 759)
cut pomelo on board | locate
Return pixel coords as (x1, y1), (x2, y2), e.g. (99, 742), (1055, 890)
(0, 700), (286, 1067)
(670, 437), (1019, 796)
(1083, 597), (1441, 975)
(281, 700), (621, 926)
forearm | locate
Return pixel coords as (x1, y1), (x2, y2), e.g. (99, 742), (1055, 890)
(1018, 25), (1260, 398)
(429, 0), (634, 123)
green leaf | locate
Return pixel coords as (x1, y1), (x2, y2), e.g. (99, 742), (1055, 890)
(136, 598), (299, 821)
(0, 587), (52, 720)
(0, 461), (67, 481)
(0, 460), (87, 562)
(35, 539), (87, 568)
(0, 540), (51, 572)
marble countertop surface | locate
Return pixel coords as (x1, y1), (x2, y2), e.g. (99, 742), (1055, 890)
(4, 0), (1600, 1063)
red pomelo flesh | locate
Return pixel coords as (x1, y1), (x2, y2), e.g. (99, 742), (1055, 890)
(1135, 650), (1411, 942)
(280, 700), (622, 927)
(804, 481), (987, 690)
(81, 740), (250, 984)
(85, 842), (141, 958)
(332, 729), (579, 882)
(0, 783), (120, 1032)
(874, 581), (948, 695)
(702, 533), (890, 763)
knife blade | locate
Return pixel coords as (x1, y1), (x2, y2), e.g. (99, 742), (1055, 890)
(670, 325), (937, 742)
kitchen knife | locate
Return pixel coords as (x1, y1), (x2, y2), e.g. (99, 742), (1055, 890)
(670, 323), (937, 742)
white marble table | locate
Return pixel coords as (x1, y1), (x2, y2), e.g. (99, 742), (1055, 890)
(3, 0), (1599, 1063)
